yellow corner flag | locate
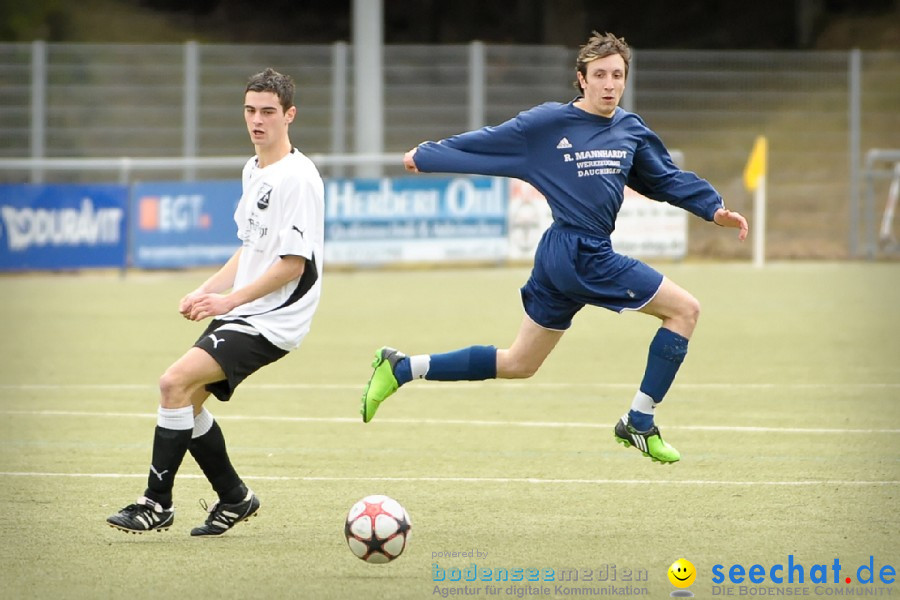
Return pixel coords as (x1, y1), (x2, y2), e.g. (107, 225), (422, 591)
(743, 135), (768, 191)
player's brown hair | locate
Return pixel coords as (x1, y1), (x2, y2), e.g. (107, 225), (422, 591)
(573, 31), (632, 93)
(245, 68), (295, 113)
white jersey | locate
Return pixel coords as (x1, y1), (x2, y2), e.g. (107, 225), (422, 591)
(220, 148), (325, 351)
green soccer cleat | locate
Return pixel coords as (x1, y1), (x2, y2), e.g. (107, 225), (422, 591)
(614, 415), (681, 464)
(360, 347), (407, 423)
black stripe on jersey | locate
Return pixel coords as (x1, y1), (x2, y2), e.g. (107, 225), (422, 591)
(282, 252), (318, 308)
(238, 252), (318, 318)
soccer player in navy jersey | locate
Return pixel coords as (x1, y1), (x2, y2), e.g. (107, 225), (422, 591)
(360, 32), (748, 463)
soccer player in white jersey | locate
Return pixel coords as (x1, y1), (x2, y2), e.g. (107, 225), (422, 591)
(108, 68), (325, 535)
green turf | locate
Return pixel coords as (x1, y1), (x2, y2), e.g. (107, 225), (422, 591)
(1, 262), (898, 599)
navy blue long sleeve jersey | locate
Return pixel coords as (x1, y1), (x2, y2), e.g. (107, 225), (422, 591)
(413, 102), (724, 237)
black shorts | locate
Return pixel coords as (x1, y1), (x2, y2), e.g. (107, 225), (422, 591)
(193, 319), (288, 401)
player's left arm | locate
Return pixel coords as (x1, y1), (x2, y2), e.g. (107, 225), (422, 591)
(713, 207), (749, 241)
(628, 127), (747, 240)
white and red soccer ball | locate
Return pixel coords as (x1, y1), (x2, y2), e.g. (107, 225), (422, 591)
(344, 495), (411, 564)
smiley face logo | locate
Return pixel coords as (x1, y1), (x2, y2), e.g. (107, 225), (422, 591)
(668, 558), (696, 588)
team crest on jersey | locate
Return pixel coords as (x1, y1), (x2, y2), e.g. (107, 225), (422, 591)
(256, 183), (273, 210)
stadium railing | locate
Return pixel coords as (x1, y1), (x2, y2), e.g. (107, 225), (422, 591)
(0, 154), (405, 185)
(861, 148), (900, 258)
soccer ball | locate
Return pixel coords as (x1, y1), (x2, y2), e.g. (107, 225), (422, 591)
(344, 495), (411, 564)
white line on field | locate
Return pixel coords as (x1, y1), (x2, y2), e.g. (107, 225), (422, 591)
(1, 382), (898, 391)
(0, 471), (896, 486)
(1, 409), (898, 434)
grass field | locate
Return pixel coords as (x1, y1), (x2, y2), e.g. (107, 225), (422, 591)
(1, 262), (898, 599)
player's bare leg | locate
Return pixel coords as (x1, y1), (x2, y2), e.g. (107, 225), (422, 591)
(638, 277), (700, 339)
(496, 316), (565, 379)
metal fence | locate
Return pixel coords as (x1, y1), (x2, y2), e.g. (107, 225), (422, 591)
(0, 42), (898, 258)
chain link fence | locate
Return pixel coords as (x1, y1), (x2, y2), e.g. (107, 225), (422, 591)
(0, 42), (897, 258)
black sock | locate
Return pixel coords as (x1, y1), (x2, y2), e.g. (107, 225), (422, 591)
(189, 421), (245, 504)
(144, 425), (192, 508)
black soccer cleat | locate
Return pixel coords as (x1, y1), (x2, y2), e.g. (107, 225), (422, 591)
(190, 489), (260, 537)
(107, 496), (175, 534)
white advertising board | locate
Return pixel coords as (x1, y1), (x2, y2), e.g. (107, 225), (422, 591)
(507, 180), (687, 261)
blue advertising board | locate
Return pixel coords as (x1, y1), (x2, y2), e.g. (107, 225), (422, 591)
(0, 184), (127, 271)
(0, 175), (683, 273)
(131, 180), (242, 269)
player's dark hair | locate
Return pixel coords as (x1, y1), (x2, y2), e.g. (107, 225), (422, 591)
(245, 68), (295, 113)
(574, 31), (631, 93)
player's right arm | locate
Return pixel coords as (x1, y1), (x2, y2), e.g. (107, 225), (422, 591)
(403, 149), (420, 173)
(178, 248), (242, 318)
(187, 253), (304, 322)
(406, 116), (528, 178)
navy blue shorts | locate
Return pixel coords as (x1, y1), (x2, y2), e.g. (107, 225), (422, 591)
(520, 225), (664, 330)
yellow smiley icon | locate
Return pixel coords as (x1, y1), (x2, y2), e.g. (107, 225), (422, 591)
(668, 558), (696, 588)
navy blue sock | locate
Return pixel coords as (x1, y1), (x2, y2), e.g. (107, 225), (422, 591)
(394, 358), (412, 385)
(627, 408), (655, 432)
(425, 345), (497, 381)
(636, 327), (689, 418)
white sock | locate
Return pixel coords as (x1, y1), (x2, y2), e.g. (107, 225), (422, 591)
(409, 355), (431, 380)
(192, 407), (214, 439)
(157, 406), (194, 430)
(630, 391), (658, 415)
